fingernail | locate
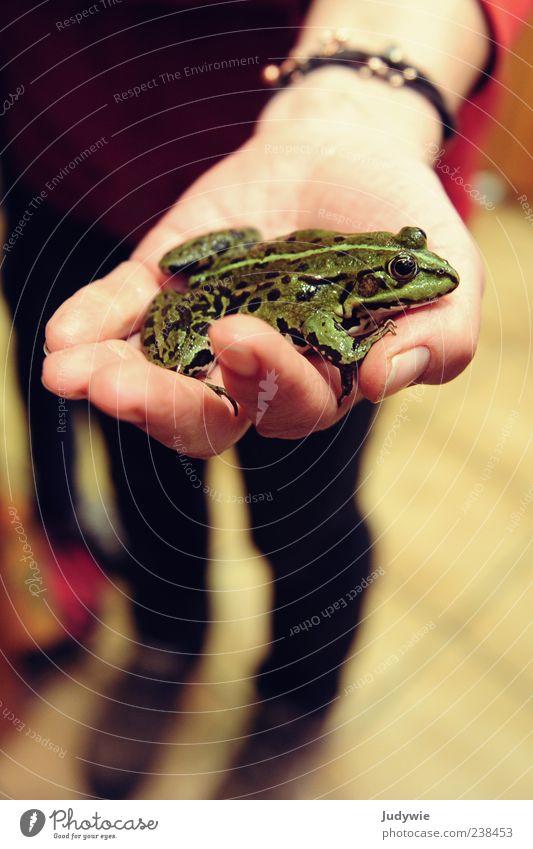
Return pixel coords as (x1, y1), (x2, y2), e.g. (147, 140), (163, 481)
(381, 346), (430, 399)
(41, 373), (84, 400)
(217, 343), (258, 377)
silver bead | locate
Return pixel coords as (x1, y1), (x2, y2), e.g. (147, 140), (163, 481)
(334, 28), (350, 44)
(368, 56), (387, 74)
(262, 64), (280, 84)
(388, 71), (405, 87)
(387, 46), (404, 63)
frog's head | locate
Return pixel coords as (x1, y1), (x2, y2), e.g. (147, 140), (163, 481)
(342, 227), (459, 322)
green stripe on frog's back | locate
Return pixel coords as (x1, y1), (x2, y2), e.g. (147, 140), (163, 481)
(190, 239), (416, 284)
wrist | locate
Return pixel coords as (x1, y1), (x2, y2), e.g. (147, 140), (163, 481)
(255, 66), (442, 163)
(293, 0), (490, 112)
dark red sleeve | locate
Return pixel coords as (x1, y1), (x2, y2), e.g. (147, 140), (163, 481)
(478, 0), (533, 52)
(439, 0), (533, 218)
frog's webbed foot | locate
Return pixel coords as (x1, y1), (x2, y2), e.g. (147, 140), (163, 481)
(351, 318), (397, 358)
(159, 228), (261, 277)
(204, 381), (239, 417)
(334, 319), (398, 406)
(302, 313), (397, 408)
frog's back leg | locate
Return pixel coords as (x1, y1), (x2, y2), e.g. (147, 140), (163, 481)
(141, 289), (239, 415)
(142, 288), (216, 374)
(159, 228), (261, 277)
(141, 289), (194, 370)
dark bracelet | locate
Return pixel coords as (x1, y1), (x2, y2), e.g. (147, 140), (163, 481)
(262, 32), (456, 141)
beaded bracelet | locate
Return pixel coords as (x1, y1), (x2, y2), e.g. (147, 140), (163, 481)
(262, 31), (456, 141)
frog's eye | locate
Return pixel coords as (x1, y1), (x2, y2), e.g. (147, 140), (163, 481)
(387, 252), (418, 283)
(398, 226), (427, 248)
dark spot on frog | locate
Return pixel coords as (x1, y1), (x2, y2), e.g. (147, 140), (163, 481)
(226, 291), (250, 313)
(213, 293), (226, 314)
(231, 290), (252, 306)
(358, 273), (380, 297)
(281, 275), (291, 284)
(191, 321), (210, 336)
(142, 333), (156, 347)
(211, 236), (231, 252)
(149, 347), (165, 364)
(325, 347), (342, 365)
(296, 284), (318, 302)
(162, 318), (186, 341)
(341, 315), (361, 332)
(246, 298), (261, 313)
(265, 271), (279, 279)
(187, 348), (214, 371)
(297, 263), (309, 271)
(338, 280), (356, 305)
(334, 235), (345, 243)
(276, 317), (306, 346)
(267, 288), (281, 301)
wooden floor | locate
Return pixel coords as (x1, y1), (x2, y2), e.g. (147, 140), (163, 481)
(0, 204), (531, 800)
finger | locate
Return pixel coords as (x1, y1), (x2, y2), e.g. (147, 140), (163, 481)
(42, 342), (250, 457)
(45, 210), (255, 354)
(42, 339), (148, 397)
(45, 259), (162, 352)
(210, 315), (363, 438)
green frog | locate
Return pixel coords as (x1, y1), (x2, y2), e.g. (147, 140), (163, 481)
(141, 226), (459, 415)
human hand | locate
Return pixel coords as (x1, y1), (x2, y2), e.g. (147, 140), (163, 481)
(43, 70), (483, 454)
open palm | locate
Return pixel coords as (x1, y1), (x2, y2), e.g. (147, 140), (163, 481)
(43, 111), (483, 457)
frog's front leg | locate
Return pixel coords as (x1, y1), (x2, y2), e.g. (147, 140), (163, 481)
(159, 228), (261, 278)
(302, 313), (397, 406)
(180, 320), (240, 415)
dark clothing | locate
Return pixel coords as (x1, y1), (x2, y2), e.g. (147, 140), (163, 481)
(2, 172), (374, 710)
(0, 1), (305, 241)
(1, 0), (529, 237)
(0, 0), (375, 712)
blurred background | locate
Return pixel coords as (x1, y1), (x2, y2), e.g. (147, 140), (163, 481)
(0, 26), (531, 800)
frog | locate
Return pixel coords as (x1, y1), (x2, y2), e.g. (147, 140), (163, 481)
(141, 226), (459, 415)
